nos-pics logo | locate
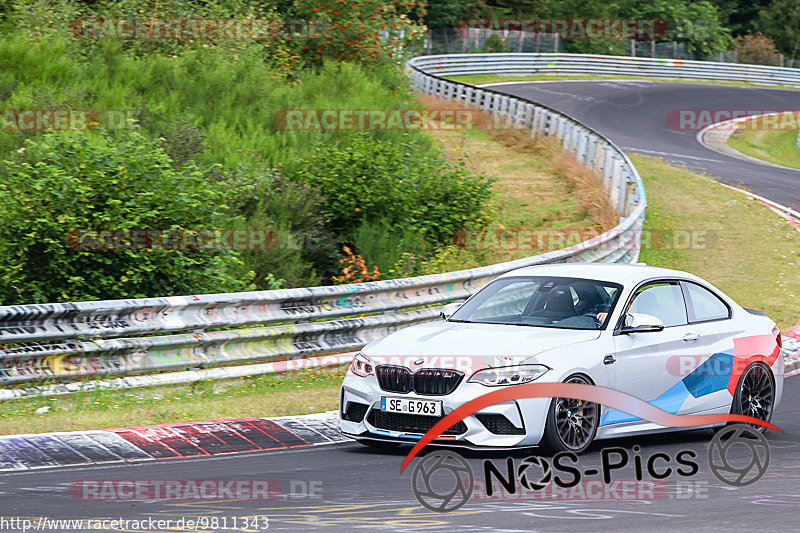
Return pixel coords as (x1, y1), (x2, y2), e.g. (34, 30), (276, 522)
(411, 424), (770, 512)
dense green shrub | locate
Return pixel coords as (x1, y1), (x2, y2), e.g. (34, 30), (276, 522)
(0, 129), (251, 305)
(291, 133), (495, 244)
(0, 2), (499, 299)
(223, 168), (334, 289)
(344, 220), (430, 278)
(0, 34), (422, 170)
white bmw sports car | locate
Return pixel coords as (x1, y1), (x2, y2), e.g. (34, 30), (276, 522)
(339, 264), (784, 452)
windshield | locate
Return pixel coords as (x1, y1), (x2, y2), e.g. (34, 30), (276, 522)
(450, 276), (623, 330)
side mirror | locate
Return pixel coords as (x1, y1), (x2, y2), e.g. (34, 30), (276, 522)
(440, 302), (463, 320)
(620, 312), (664, 334)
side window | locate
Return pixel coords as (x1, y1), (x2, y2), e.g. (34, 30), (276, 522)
(627, 282), (688, 327)
(684, 283), (730, 322)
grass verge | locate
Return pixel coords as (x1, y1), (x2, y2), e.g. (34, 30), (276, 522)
(445, 73), (800, 90)
(411, 94), (617, 271)
(0, 365), (347, 435)
(727, 121), (800, 170)
(634, 154), (800, 330)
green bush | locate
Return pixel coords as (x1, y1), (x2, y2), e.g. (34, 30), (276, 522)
(481, 34), (507, 54)
(291, 133), (495, 245)
(0, 5), (497, 295)
(0, 129), (251, 305)
(223, 168), (334, 289)
(345, 220), (430, 278)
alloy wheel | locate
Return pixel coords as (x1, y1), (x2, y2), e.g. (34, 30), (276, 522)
(738, 364), (774, 431)
(554, 376), (599, 450)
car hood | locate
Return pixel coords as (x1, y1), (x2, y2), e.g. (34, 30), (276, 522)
(363, 321), (601, 363)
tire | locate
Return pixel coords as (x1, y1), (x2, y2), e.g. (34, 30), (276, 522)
(539, 374), (599, 455)
(730, 362), (775, 433)
(355, 438), (402, 449)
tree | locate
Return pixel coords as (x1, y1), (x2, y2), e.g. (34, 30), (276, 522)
(282, 0), (427, 66)
(708, 0), (772, 37)
(734, 32), (780, 65)
(425, 0), (486, 29)
(626, 0), (732, 58)
(0, 128), (251, 305)
(757, 0), (800, 59)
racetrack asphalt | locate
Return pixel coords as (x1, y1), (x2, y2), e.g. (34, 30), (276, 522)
(487, 80), (800, 210)
(2, 81), (799, 533)
(1, 378), (798, 532)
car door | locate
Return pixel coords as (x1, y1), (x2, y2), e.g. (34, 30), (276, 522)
(605, 280), (703, 426)
(677, 280), (737, 413)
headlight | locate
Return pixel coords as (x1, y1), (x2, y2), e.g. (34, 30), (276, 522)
(350, 353), (374, 377)
(468, 364), (548, 386)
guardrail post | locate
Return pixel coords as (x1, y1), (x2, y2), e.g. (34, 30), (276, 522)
(618, 172), (631, 215)
(576, 130), (588, 163)
(561, 121), (572, 148)
(587, 134), (598, 167)
(522, 103), (534, 128)
(603, 149), (614, 189)
(610, 158), (624, 213)
(547, 112), (557, 136)
(531, 107), (542, 135)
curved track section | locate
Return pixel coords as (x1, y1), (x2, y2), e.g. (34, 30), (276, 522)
(488, 80), (800, 209)
(1, 384), (799, 531)
(5, 80), (800, 532)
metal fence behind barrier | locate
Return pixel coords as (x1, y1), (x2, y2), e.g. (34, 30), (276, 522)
(408, 53), (800, 87)
(0, 55), (648, 387)
(419, 30), (800, 69)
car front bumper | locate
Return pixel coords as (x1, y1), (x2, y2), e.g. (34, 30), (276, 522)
(339, 372), (552, 448)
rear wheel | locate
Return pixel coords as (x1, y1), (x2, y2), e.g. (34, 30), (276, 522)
(539, 374), (599, 455)
(731, 362), (775, 433)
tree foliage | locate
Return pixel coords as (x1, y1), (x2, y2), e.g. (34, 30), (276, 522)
(291, 133), (495, 244)
(757, 0), (800, 59)
(0, 129), (251, 305)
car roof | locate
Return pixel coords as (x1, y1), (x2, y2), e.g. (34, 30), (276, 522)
(497, 263), (704, 287)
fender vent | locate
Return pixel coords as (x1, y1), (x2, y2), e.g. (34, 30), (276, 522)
(343, 402), (369, 422)
(475, 413), (525, 435)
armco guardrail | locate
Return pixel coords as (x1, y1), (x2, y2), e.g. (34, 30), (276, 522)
(410, 53), (800, 87)
(0, 55), (646, 386)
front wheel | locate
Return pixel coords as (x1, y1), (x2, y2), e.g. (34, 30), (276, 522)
(731, 362), (775, 433)
(539, 374), (599, 455)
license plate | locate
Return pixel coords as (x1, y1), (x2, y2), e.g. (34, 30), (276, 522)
(381, 397), (442, 417)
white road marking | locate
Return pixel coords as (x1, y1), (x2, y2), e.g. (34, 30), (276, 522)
(620, 147), (725, 163)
